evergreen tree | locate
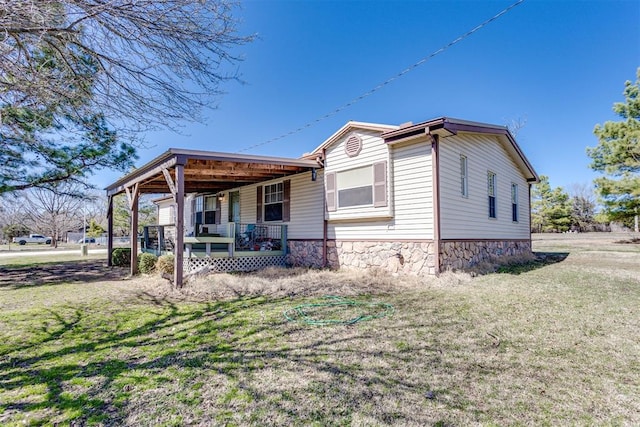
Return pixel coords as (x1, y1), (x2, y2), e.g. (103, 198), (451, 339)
(587, 68), (640, 231)
(531, 175), (572, 232)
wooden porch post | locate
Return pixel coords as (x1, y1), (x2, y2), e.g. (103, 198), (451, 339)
(126, 183), (140, 275)
(107, 195), (114, 266)
(174, 163), (185, 287)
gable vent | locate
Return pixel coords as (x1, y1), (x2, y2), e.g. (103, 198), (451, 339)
(344, 134), (362, 157)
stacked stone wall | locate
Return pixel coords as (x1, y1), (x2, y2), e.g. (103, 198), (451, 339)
(286, 238), (532, 276)
(328, 240), (436, 275)
(286, 240), (324, 268)
(440, 240), (532, 271)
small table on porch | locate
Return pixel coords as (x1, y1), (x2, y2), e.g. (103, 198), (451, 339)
(184, 236), (235, 258)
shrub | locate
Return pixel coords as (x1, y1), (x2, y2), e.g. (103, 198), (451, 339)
(138, 253), (158, 274)
(156, 254), (174, 276)
(112, 248), (131, 267)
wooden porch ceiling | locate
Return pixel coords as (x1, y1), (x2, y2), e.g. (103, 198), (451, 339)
(105, 149), (321, 196)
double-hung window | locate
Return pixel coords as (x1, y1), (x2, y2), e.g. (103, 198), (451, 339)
(460, 155), (468, 197)
(264, 182), (284, 221)
(511, 183), (518, 222)
(192, 195), (217, 225)
(488, 171), (497, 219)
(193, 195), (204, 225)
(337, 165), (374, 208)
(204, 195), (217, 224)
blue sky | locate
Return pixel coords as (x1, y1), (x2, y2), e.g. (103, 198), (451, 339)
(98, 0), (639, 193)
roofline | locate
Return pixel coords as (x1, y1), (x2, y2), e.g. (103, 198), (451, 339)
(309, 121), (398, 155)
(105, 148), (320, 192)
(383, 117), (539, 182)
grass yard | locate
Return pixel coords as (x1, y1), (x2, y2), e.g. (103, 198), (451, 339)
(0, 233), (638, 426)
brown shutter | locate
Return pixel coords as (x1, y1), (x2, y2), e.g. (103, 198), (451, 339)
(215, 194), (221, 224)
(373, 161), (387, 207)
(283, 180), (291, 222)
(326, 172), (336, 212)
(256, 186), (263, 223)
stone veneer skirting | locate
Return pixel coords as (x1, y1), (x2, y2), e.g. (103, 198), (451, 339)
(287, 238), (532, 276)
(439, 239), (532, 271)
(287, 239), (437, 275)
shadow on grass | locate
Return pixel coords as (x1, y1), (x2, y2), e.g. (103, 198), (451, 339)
(0, 259), (128, 289)
(496, 252), (570, 275)
(0, 288), (457, 426)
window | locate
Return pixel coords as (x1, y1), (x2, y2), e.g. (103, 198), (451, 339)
(204, 195), (217, 224)
(326, 162), (387, 212)
(193, 195), (203, 225)
(488, 171), (497, 218)
(460, 155), (468, 197)
(511, 183), (518, 222)
(192, 195), (217, 225)
(264, 182), (284, 221)
(337, 165), (373, 208)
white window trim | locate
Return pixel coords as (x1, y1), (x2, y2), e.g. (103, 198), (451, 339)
(264, 182), (284, 222)
(488, 171), (497, 219)
(511, 183), (519, 222)
(336, 165), (374, 209)
(460, 154), (468, 198)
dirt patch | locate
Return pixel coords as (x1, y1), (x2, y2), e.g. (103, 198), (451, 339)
(0, 260), (129, 289)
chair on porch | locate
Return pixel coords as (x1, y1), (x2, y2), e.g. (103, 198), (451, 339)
(236, 224), (256, 250)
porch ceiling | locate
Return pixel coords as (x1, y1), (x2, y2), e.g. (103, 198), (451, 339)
(105, 148), (321, 196)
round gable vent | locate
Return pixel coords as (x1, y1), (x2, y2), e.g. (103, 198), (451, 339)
(344, 134), (362, 157)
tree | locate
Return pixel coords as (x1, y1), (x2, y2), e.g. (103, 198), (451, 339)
(112, 194), (158, 236)
(1, 0), (253, 192)
(568, 183), (598, 232)
(587, 68), (640, 231)
(21, 183), (85, 247)
(86, 219), (105, 238)
(531, 175), (572, 233)
(0, 195), (28, 247)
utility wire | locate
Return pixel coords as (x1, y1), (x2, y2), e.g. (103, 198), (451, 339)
(236, 0), (525, 153)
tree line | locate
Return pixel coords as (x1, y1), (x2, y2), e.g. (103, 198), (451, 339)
(0, 183), (157, 247)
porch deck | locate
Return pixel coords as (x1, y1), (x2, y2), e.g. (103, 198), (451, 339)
(142, 222), (288, 273)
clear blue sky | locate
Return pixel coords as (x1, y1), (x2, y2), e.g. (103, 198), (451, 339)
(98, 0), (640, 193)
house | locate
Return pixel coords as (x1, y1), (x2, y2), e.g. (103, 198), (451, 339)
(105, 117), (539, 287)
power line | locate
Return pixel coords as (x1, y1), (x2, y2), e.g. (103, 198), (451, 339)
(237, 0), (525, 153)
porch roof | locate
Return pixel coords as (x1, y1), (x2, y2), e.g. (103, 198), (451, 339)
(105, 148), (321, 196)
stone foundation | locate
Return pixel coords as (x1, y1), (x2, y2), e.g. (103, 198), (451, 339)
(439, 240), (532, 271)
(328, 240), (437, 275)
(286, 240), (324, 268)
(286, 238), (532, 276)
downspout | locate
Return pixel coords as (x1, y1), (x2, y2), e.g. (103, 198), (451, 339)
(431, 133), (441, 275)
(322, 148), (328, 268)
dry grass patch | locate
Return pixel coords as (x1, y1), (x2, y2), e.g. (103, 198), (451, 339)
(0, 234), (639, 426)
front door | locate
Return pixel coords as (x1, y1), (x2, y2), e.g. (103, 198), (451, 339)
(229, 191), (240, 224)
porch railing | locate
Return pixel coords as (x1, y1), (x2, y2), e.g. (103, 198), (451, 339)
(234, 223), (287, 252)
(142, 222), (287, 256)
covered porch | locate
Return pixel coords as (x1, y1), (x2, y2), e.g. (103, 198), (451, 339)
(141, 222), (288, 273)
(105, 149), (320, 287)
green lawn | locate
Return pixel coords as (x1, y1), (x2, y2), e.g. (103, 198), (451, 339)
(0, 234), (638, 426)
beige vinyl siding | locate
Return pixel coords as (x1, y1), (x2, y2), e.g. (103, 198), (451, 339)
(325, 130), (392, 220)
(157, 201), (174, 225)
(327, 138), (433, 240)
(439, 133), (531, 240)
(288, 170), (324, 239)
(221, 170), (324, 240)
